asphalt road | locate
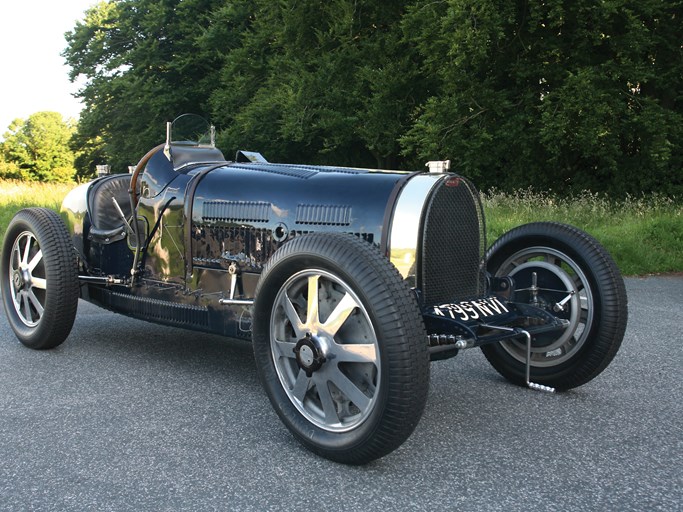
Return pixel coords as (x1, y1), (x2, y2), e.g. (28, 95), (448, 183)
(0, 277), (681, 512)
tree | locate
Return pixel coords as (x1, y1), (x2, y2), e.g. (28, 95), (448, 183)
(64, 0), (225, 174)
(64, 0), (682, 195)
(400, 0), (683, 195)
(0, 112), (77, 182)
(207, 0), (427, 168)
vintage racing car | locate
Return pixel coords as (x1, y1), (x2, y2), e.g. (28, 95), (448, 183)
(1, 115), (628, 464)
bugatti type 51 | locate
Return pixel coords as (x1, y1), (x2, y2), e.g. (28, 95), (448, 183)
(1, 115), (628, 464)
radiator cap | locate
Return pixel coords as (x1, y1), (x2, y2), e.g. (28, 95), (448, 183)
(425, 160), (451, 173)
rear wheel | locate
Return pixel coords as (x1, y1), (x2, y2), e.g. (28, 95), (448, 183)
(1, 208), (79, 349)
(482, 222), (627, 390)
(252, 233), (429, 464)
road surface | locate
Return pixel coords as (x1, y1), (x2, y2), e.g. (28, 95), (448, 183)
(0, 277), (681, 511)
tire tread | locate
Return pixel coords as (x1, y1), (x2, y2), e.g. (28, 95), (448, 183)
(1, 208), (79, 349)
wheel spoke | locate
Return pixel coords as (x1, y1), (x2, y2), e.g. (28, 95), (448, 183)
(580, 295), (589, 311)
(21, 235), (33, 266)
(314, 376), (340, 424)
(27, 289), (44, 318)
(282, 294), (305, 338)
(27, 249), (42, 272)
(305, 275), (320, 326)
(12, 245), (21, 271)
(333, 343), (377, 364)
(291, 369), (311, 402)
(273, 339), (297, 360)
(498, 244), (599, 368)
(558, 336), (578, 356)
(509, 258), (522, 269)
(31, 277), (47, 290)
(21, 293), (33, 323)
(322, 292), (358, 336)
(530, 351), (547, 362)
(9, 275), (18, 295)
(328, 368), (370, 411)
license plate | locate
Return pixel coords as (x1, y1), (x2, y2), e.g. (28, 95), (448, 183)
(432, 297), (509, 322)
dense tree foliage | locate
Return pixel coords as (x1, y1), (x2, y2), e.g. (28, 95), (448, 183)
(0, 112), (77, 182)
(205, 1), (428, 168)
(401, 0), (683, 194)
(64, 0), (225, 172)
(65, 0), (682, 195)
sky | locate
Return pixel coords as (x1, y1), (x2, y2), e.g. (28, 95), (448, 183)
(0, 0), (95, 136)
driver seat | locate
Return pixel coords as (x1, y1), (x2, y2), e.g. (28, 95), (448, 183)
(87, 174), (133, 244)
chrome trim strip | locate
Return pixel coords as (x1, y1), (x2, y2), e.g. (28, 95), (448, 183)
(387, 173), (445, 286)
(218, 298), (254, 306)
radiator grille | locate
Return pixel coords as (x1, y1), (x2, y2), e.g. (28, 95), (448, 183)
(421, 176), (486, 305)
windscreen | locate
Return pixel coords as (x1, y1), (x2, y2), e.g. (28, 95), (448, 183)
(169, 114), (214, 147)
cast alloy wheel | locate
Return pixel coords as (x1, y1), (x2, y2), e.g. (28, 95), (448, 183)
(8, 231), (47, 327)
(270, 269), (380, 432)
(483, 222), (627, 390)
(252, 232), (429, 464)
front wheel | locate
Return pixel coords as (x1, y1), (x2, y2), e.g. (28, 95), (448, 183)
(252, 233), (429, 464)
(1, 208), (79, 349)
(482, 222), (627, 391)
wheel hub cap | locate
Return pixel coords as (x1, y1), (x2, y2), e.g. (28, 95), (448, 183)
(13, 270), (24, 289)
(294, 333), (326, 377)
(496, 247), (593, 367)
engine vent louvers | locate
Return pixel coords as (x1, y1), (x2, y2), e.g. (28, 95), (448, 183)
(296, 204), (352, 226)
(266, 163), (368, 175)
(202, 200), (271, 223)
(228, 163), (318, 179)
(299, 165), (367, 175)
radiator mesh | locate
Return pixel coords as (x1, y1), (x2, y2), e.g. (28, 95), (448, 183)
(420, 176), (486, 305)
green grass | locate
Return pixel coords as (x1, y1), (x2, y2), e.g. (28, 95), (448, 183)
(0, 180), (73, 241)
(0, 180), (680, 276)
(483, 189), (683, 276)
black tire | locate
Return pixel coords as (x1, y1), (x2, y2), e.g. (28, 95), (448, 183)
(252, 233), (429, 464)
(482, 222), (627, 391)
(1, 208), (79, 349)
